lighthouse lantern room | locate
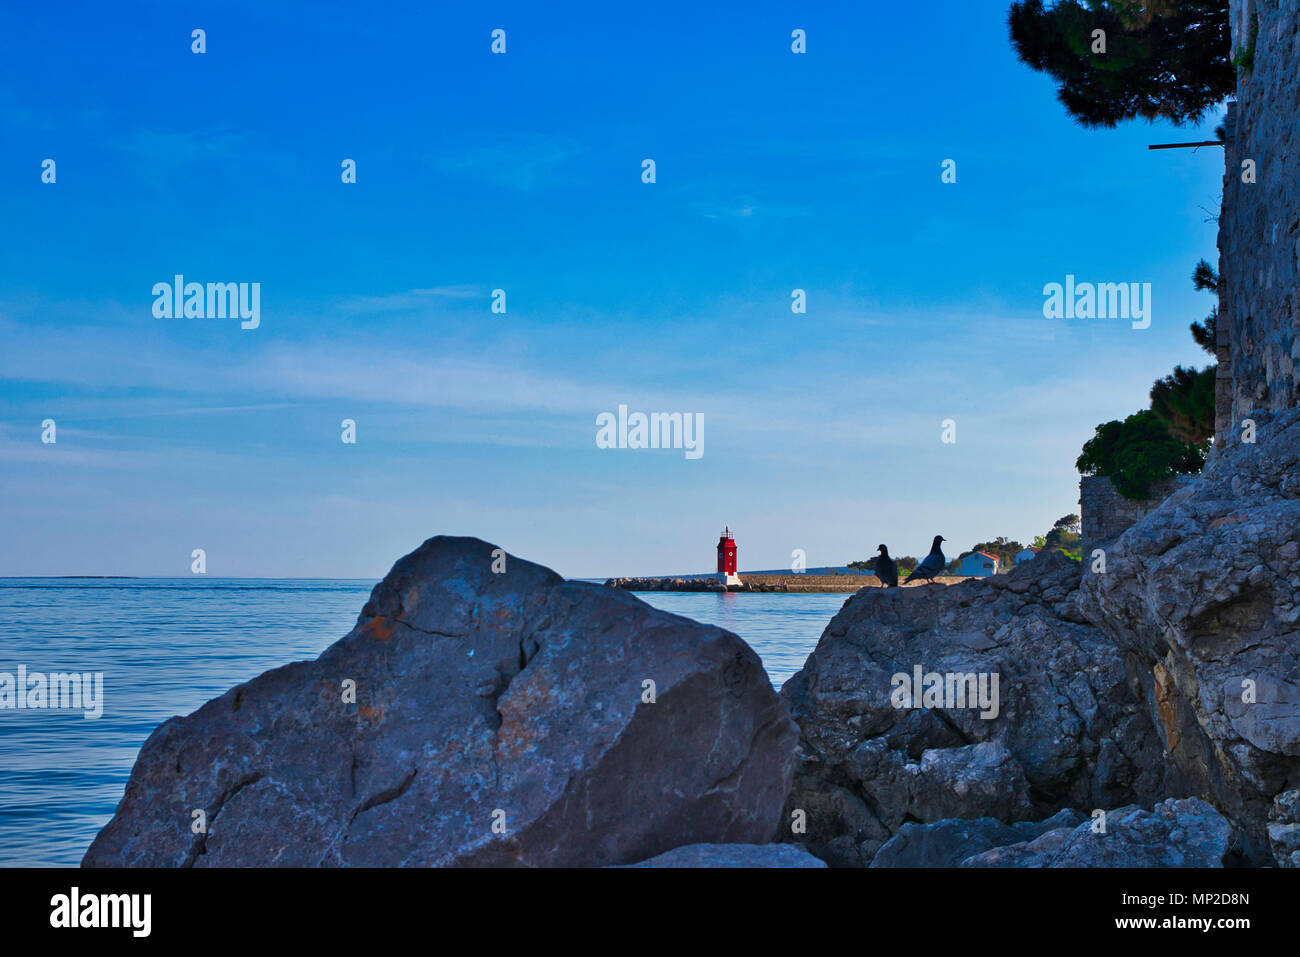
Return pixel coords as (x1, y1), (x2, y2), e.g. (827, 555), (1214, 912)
(715, 527), (741, 586)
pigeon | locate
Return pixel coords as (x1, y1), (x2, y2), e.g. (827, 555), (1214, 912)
(904, 535), (946, 585)
(874, 544), (899, 588)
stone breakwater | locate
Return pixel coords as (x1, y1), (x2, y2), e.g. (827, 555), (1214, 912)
(605, 574), (969, 594)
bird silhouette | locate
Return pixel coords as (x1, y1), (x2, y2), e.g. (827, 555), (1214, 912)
(904, 535), (946, 585)
(875, 544), (899, 588)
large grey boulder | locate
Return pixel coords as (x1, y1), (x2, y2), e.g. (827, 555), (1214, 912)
(619, 843), (826, 868)
(960, 798), (1233, 868)
(83, 536), (797, 867)
(1079, 409), (1300, 865)
(780, 550), (1172, 866)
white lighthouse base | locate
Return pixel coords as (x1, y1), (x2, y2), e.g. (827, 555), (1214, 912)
(715, 573), (743, 587)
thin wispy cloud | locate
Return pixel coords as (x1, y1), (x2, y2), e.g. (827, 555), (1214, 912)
(0, 0), (1226, 577)
(335, 286), (484, 313)
(432, 134), (582, 190)
(113, 126), (253, 164)
(696, 197), (815, 220)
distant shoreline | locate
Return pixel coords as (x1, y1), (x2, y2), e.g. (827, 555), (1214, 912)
(606, 573), (972, 594)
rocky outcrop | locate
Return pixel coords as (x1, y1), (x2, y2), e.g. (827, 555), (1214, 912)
(1079, 408), (1300, 866)
(618, 843), (826, 868)
(872, 799), (1231, 868)
(1268, 788), (1300, 866)
(83, 536), (797, 867)
(870, 810), (1085, 868)
(961, 799), (1233, 868)
(776, 423), (1299, 870)
(780, 550), (1175, 867)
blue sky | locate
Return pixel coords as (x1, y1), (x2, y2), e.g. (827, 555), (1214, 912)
(1, 0), (1227, 578)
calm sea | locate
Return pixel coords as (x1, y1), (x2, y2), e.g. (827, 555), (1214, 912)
(0, 578), (846, 866)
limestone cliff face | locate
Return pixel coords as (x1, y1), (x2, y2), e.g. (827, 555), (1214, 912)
(1218, 0), (1300, 438)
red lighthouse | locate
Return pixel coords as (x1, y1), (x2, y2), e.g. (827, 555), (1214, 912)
(716, 527), (737, 575)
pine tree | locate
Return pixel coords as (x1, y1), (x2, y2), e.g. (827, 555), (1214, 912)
(1150, 366), (1216, 443)
(1008, 0), (1234, 128)
(1189, 258), (1219, 354)
(1077, 410), (1207, 499)
(1150, 259), (1219, 444)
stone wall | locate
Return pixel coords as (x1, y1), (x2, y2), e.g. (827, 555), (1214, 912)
(1079, 475), (1197, 555)
(1217, 0), (1300, 439)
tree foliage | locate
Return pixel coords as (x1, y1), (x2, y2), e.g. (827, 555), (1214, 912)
(1076, 409), (1206, 499)
(1044, 523), (1081, 553)
(964, 537), (1025, 568)
(1008, 0), (1234, 128)
(1150, 364), (1216, 443)
(1043, 513), (1082, 554)
(1077, 256), (1219, 497)
(852, 555), (918, 574)
(1052, 513), (1081, 532)
(1189, 258), (1219, 355)
(1150, 259), (1219, 444)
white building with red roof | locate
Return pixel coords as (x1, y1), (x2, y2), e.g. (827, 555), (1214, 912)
(955, 550), (1001, 577)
